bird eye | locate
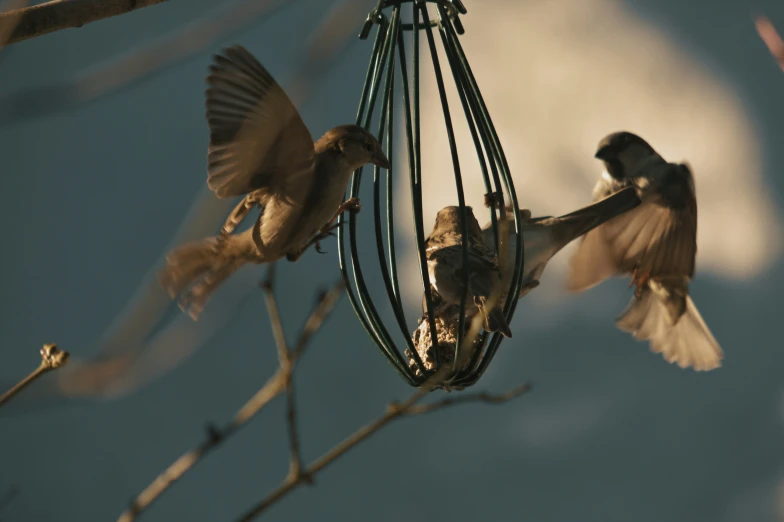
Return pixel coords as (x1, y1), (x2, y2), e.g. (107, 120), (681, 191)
(364, 142), (373, 151)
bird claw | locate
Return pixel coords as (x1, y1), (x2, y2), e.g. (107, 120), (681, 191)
(322, 222), (341, 236)
(343, 197), (361, 214)
(177, 287), (205, 321)
(303, 222), (343, 256)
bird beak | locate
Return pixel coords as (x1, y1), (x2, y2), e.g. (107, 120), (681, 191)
(594, 145), (614, 160)
(371, 151), (392, 170)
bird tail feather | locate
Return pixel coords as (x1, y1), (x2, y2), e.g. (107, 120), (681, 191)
(616, 288), (723, 371)
(158, 233), (257, 320)
(483, 305), (512, 338)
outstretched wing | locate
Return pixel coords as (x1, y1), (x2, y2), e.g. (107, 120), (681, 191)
(568, 165), (697, 292)
(206, 45), (315, 199)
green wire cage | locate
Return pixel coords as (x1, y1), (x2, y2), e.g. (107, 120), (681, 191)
(337, 0), (524, 389)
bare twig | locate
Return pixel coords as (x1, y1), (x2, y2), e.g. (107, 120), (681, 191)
(234, 310), (525, 521)
(0, 0), (27, 50)
(261, 265), (289, 367)
(2, 0), (366, 405)
(259, 264), (309, 482)
(117, 226), (525, 522)
(116, 275), (345, 522)
(235, 380), (531, 521)
(0, 0), (371, 125)
(0, 344), (69, 408)
(755, 15), (784, 71)
(0, 0), (167, 46)
(404, 383), (532, 415)
(0, 0), (292, 125)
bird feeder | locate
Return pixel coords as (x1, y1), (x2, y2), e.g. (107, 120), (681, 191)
(337, 0), (524, 389)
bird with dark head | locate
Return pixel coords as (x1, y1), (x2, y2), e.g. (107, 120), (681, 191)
(568, 131), (723, 371)
(594, 131), (658, 181)
(159, 45), (390, 319)
(425, 206), (512, 338)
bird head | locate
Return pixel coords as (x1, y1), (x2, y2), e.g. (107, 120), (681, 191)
(323, 124), (391, 171)
(594, 131), (658, 179)
(431, 206), (484, 240)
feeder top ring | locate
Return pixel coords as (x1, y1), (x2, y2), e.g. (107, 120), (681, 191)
(360, 0), (467, 40)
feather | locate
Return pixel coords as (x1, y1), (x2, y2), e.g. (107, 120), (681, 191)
(205, 45), (315, 199)
(616, 283), (722, 371)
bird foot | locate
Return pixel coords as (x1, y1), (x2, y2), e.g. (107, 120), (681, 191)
(287, 222), (344, 261)
(326, 198), (361, 228)
(329, 197), (361, 223)
(311, 222), (343, 254)
(177, 278), (211, 320)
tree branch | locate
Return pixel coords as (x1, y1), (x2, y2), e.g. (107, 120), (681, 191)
(0, 0), (295, 126)
(235, 381), (532, 522)
(0, 0), (27, 49)
(755, 15), (784, 71)
(0, 344), (69, 409)
(260, 264), (309, 483)
(0, 0), (370, 127)
(234, 314), (527, 521)
(116, 271), (345, 522)
(0, 0), (168, 46)
(117, 243), (528, 522)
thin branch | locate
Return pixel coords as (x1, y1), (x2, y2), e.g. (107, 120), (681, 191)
(404, 383), (532, 415)
(117, 237), (521, 522)
(283, 383), (306, 481)
(291, 283), (347, 361)
(0, 0), (369, 126)
(261, 265), (290, 368)
(117, 277), (345, 522)
(235, 313), (522, 521)
(259, 263), (309, 482)
(0, 344), (69, 408)
(235, 380), (532, 522)
(0, 0), (292, 125)
(0, 0), (27, 50)
(755, 15), (784, 71)
(0, 0), (167, 46)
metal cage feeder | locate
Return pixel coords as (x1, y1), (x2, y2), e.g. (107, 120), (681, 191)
(337, 0), (525, 389)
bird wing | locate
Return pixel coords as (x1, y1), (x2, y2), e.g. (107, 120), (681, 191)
(206, 45), (315, 199)
(550, 186), (641, 248)
(568, 175), (696, 292)
(465, 243), (502, 298)
(590, 171), (631, 201)
(616, 285), (722, 371)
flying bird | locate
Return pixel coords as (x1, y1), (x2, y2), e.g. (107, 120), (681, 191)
(567, 131), (723, 371)
(159, 45), (390, 319)
(483, 186), (641, 303)
(425, 206), (512, 338)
